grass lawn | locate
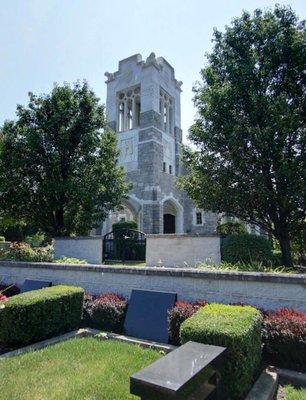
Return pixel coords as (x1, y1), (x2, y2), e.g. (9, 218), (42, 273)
(104, 260), (146, 266)
(283, 385), (306, 400)
(0, 338), (161, 400)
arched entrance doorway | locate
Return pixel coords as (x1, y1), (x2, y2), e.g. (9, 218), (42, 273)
(163, 198), (183, 234)
(164, 213), (176, 233)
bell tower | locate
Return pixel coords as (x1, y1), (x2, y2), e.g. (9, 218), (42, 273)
(104, 53), (184, 234)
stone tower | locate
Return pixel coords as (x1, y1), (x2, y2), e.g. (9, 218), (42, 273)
(100, 53), (218, 235)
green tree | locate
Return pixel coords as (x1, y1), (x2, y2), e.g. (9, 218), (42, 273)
(180, 6), (305, 267)
(0, 82), (129, 237)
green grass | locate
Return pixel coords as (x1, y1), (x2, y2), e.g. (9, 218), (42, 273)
(0, 338), (161, 400)
(197, 261), (297, 274)
(104, 260), (146, 266)
(284, 385), (306, 400)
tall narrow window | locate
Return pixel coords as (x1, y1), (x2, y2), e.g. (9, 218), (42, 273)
(169, 165), (172, 174)
(163, 162), (166, 172)
(196, 212), (202, 225)
(117, 86), (141, 132)
(160, 88), (173, 134)
(118, 102), (124, 132)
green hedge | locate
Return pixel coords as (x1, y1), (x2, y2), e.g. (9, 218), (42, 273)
(222, 233), (274, 265)
(112, 220), (137, 232)
(180, 303), (262, 399)
(0, 285), (84, 346)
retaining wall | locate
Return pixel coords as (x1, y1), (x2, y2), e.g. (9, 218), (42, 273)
(146, 234), (221, 267)
(0, 261), (305, 311)
(53, 237), (103, 264)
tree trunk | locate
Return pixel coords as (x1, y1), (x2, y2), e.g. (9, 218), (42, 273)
(278, 233), (293, 268)
(54, 208), (65, 237)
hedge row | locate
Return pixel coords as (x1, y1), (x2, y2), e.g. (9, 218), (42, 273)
(181, 303), (262, 399)
(0, 285), (84, 345)
(222, 234), (274, 265)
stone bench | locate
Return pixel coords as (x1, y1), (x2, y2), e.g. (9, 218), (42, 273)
(130, 341), (226, 400)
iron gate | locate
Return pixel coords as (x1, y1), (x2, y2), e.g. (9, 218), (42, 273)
(103, 229), (146, 262)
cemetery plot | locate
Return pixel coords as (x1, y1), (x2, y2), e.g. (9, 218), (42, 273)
(0, 337), (161, 400)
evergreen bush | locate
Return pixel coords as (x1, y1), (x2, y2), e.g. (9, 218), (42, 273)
(222, 234), (274, 265)
(180, 303), (262, 399)
(0, 285), (84, 345)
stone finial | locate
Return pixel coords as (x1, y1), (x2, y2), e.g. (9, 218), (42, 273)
(175, 79), (183, 91)
(144, 52), (162, 70)
(104, 72), (115, 82)
(146, 52), (156, 63)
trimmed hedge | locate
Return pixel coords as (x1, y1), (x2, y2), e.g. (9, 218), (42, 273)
(262, 308), (306, 372)
(112, 220), (137, 232)
(0, 285), (84, 346)
(222, 233), (274, 265)
(180, 303), (262, 399)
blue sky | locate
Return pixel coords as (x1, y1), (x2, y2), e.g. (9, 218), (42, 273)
(1, 0), (305, 140)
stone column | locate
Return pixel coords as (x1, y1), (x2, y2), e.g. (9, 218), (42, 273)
(132, 97), (137, 128)
(166, 103), (170, 133)
(160, 98), (165, 131)
(123, 99), (128, 131)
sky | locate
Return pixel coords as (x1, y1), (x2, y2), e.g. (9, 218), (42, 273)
(0, 0), (305, 142)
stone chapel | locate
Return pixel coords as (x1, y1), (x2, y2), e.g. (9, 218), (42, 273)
(97, 53), (219, 235)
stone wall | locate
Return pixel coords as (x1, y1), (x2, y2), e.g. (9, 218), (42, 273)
(1, 262), (305, 311)
(146, 234), (221, 267)
(53, 237), (103, 264)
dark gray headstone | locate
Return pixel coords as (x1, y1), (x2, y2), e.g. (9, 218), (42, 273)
(20, 279), (52, 293)
(124, 289), (177, 343)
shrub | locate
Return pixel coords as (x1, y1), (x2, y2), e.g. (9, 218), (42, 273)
(262, 308), (306, 371)
(0, 236), (5, 242)
(25, 232), (45, 247)
(0, 242), (53, 262)
(217, 221), (246, 235)
(222, 234), (274, 265)
(180, 303), (262, 399)
(82, 293), (95, 327)
(0, 283), (20, 297)
(112, 220), (138, 232)
(0, 285), (84, 346)
(54, 256), (87, 264)
(168, 300), (207, 345)
(90, 293), (127, 333)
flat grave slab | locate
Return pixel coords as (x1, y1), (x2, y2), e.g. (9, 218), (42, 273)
(20, 279), (52, 293)
(124, 289), (177, 343)
(130, 341), (226, 400)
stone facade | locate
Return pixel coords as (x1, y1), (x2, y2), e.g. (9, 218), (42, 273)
(98, 53), (218, 235)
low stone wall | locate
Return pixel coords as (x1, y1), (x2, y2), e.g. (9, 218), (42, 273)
(0, 242), (11, 250)
(0, 261), (305, 311)
(146, 234), (221, 267)
(53, 237), (103, 264)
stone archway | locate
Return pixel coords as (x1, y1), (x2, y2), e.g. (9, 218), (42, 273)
(162, 197), (183, 234)
(100, 196), (143, 235)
